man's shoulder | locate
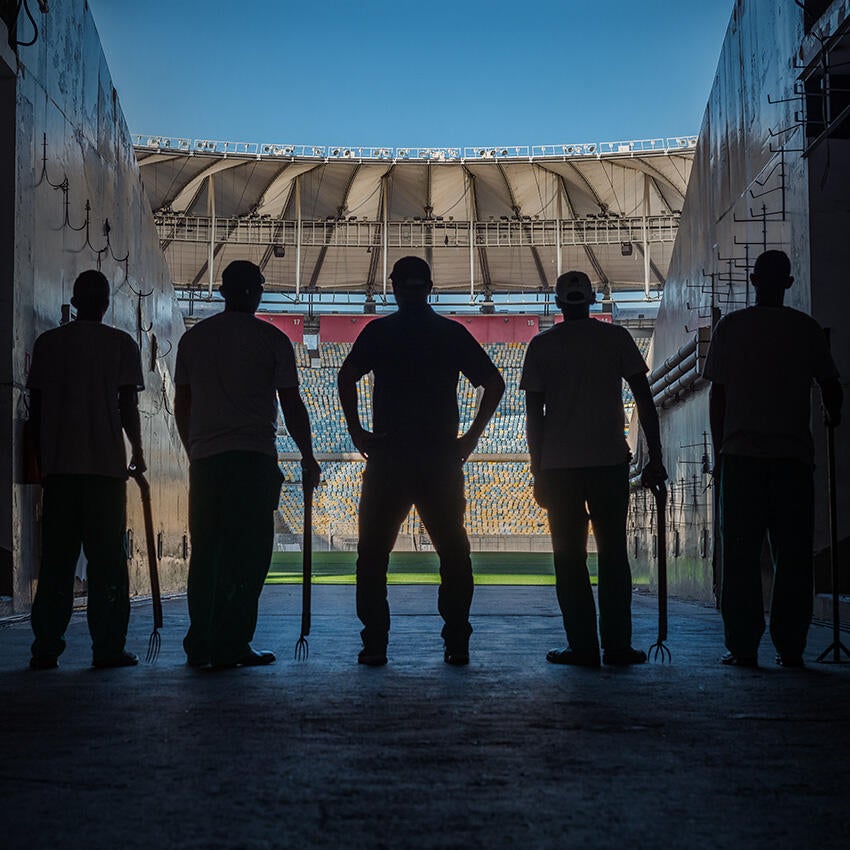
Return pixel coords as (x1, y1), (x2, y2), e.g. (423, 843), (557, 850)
(38, 322), (136, 349)
(718, 305), (820, 333)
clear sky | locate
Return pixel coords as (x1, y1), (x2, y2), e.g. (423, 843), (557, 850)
(89, 1), (734, 148)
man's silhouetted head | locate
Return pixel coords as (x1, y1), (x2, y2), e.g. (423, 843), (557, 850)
(220, 260), (264, 313)
(71, 269), (110, 320)
(555, 270), (596, 319)
(390, 256), (433, 308)
(751, 250), (793, 306)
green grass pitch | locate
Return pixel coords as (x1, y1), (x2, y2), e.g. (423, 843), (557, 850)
(266, 551), (600, 586)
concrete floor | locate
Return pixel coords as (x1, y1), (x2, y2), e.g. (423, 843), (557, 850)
(1, 585), (848, 850)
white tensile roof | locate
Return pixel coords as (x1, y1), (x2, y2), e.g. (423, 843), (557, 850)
(135, 136), (695, 299)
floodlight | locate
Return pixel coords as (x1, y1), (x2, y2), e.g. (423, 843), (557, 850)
(273, 245), (286, 258)
(621, 242), (633, 256)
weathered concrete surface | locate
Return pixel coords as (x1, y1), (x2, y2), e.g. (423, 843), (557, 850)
(1, 586), (848, 850)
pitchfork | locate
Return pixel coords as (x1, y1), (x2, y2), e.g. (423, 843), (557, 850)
(131, 469), (162, 663)
(294, 470), (314, 661)
(647, 481), (671, 663)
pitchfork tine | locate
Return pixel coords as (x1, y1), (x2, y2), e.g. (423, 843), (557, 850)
(145, 629), (161, 664)
(294, 636), (309, 661)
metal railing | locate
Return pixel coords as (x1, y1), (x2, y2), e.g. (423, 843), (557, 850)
(134, 134), (698, 162)
(155, 214), (681, 249)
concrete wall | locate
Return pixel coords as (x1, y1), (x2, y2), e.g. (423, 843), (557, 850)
(633, 0), (850, 600)
(1, 2), (189, 615)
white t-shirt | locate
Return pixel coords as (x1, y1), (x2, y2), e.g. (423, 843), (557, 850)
(520, 319), (647, 469)
(175, 311), (298, 461)
(702, 306), (838, 462)
(27, 321), (144, 479)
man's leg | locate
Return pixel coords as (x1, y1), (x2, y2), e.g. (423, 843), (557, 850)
(719, 455), (769, 659)
(585, 463), (633, 653)
(415, 458), (473, 655)
(183, 456), (221, 665)
(356, 457), (410, 655)
(545, 468), (600, 656)
(31, 477), (84, 664)
(208, 453), (282, 665)
(767, 460), (814, 662)
(81, 476), (131, 664)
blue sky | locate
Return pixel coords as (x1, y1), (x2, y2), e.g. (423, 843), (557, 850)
(89, 1), (733, 148)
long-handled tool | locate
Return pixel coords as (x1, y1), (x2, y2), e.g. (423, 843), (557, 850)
(648, 481), (671, 663)
(294, 470), (314, 661)
(132, 472), (162, 663)
(816, 415), (849, 663)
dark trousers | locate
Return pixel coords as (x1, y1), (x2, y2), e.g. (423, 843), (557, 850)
(719, 455), (814, 658)
(543, 463), (632, 653)
(356, 450), (473, 650)
(31, 475), (129, 662)
(183, 451), (283, 666)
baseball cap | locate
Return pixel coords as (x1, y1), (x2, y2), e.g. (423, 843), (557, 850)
(555, 271), (596, 305)
(389, 256), (431, 287)
(221, 260), (265, 295)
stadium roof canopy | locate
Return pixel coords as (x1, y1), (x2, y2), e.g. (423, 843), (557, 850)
(135, 136), (696, 305)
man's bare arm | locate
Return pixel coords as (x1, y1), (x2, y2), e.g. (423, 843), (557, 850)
(457, 371), (505, 462)
(818, 376), (843, 428)
(524, 390), (548, 507)
(524, 391), (545, 476)
(337, 360), (380, 458)
(29, 388), (42, 472)
(708, 383), (725, 462)
(626, 372), (667, 486)
(278, 386), (320, 487)
(119, 386), (146, 473)
(174, 384), (191, 457)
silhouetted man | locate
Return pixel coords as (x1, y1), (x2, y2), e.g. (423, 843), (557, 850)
(175, 260), (320, 669)
(338, 256), (505, 666)
(27, 270), (145, 669)
(705, 250), (842, 668)
(522, 271), (666, 667)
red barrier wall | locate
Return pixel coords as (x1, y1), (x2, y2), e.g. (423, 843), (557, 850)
(320, 315), (378, 342)
(257, 314), (305, 343)
(449, 315), (539, 343)
(319, 314), (539, 343)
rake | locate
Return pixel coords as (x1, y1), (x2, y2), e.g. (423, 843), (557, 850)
(648, 481), (671, 663)
(294, 470), (314, 661)
(132, 471), (162, 663)
(816, 410), (850, 663)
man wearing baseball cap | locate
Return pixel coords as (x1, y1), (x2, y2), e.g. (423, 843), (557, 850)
(175, 260), (320, 669)
(521, 270), (666, 667)
(338, 256), (505, 666)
